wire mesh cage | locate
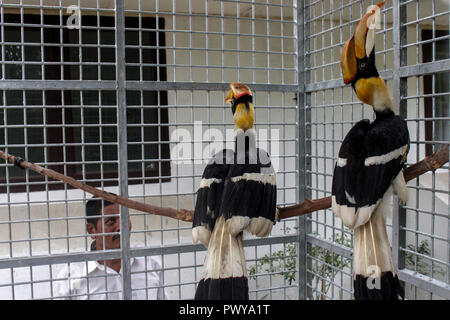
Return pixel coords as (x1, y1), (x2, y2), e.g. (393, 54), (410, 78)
(0, 0), (448, 300)
(302, 0), (449, 300)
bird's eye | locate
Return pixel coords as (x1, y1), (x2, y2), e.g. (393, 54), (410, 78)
(360, 62), (367, 69)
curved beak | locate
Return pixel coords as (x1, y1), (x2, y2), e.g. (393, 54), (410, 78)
(341, 37), (357, 84)
(225, 89), (234, 105)
(340, 1), (384, 84)
(225, 82), (253, 104)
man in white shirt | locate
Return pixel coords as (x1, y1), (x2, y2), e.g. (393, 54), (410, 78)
(53, 197), (168, 300)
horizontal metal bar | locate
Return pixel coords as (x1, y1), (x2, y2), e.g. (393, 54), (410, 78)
(306, 253), (353, 277)
(403, 92), (450, 100)
(0, 235), (299, 269)
(0, 104), (297, 110)
(149, 28), (298, 40)
(402, 206), (448, 220)
(125, 63), (297, 72)
(126, 81), (299, 92)
(401, 247), (450, 267)
(305, 70), (393, 92)
(130, 235), (300, 257)
(0, 250), (122, 269)
(0, 3), (116, 12)
(306, 233), (353, 259)
(0, 42), (116, 49)
(401, 226), (449, 243)
(399, 0), (416, 7)
(125, 0), (297, 13)
(400, 59), (450, 78)
(305, 60), (450, 92)
(0, 80), (299, 92)
(402, 34), (450, 49)
(308, 44), (393, 58)
(402, 10), (450, 28)
(305, 78), (344, 92)
(306, 281), (353, 296)
(123, 45), (297, 55)
(129, 12), (296, 26)
(397, 269), (450, 299)
(0, 80), (116, 90)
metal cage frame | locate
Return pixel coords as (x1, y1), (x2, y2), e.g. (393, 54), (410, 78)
(0, 0), (448, 300)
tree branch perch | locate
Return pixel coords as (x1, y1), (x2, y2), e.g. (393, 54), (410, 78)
(0, 145), (448, 223)
(276, 145), (448, 220)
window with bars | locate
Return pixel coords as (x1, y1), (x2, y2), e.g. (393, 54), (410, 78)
(0, 13), (170, 192)
(422, 29), (449, 156)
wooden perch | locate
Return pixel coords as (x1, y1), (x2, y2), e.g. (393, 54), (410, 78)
(276, 145), (449, 220)
(0, 151), (194, 222)
(0, 145), (448, 223)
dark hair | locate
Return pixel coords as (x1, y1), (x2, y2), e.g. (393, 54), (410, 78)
(85, 196), (115, 226)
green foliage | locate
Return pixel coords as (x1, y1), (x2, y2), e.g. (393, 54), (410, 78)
(248, 240), (297, 285)
(405, 239), (445, 277)
(310, 232), (352, 300)
(248, 227), (352, 300)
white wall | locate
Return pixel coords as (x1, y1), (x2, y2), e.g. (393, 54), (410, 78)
(0, 1), (448, 299)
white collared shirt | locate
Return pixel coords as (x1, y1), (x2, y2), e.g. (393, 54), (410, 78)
(53, 255), (168, 300)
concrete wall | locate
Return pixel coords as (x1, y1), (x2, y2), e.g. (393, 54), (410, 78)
(0, 2), (448, 299)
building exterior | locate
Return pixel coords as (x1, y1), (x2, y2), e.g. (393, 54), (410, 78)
(0, 0), (448, 300)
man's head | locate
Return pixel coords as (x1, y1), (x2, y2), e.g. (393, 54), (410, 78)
(85, 197), (132, 251)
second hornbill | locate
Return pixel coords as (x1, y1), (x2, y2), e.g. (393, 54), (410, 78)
(332, 2), (409, 300)
(192, 82), (277, 299)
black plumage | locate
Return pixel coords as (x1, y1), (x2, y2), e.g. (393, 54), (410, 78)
(192, 129), (277, 300)
(332, 114), (409, 213)
(334, 2), (410, 300)
(354, 272), (404, 300)
(193, 134), (277, 234)
(194, 277), (249, 300)
(193, 149), (232, 232)
(332, 113), (409, 300)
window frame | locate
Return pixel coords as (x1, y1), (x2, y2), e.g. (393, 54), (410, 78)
(0, 13), (170, 193)
(421, 29), (449, 157)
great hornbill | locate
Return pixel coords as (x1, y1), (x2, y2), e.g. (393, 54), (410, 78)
(192, 82), (277, 300)
(332, 2), (409, 300)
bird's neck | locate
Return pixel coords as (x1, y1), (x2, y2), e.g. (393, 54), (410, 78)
(372, 88), (395, 116)
(234, 127), (256, 155)
(354, 76), (396, 116)
(233, 102), (254, 132)
(374, 108), (395, 121)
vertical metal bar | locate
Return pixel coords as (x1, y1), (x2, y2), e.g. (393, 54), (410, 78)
(297, 0), (311, 300)
(414, 75), (420, 298)
(391, 0), (407, 273)
(115, 0), (132, 300)
(430, 0), (436, 284)
(304, 1), (312, 301)
(448, 157), (450, 287)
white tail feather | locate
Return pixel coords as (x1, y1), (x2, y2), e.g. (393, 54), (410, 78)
(192, 226), (211, 248)
(246, 216), (273, 237)
(392, 170), (409, 204)
(201, 216), (247, 280)
(226, 216), (250, 237)
(353, 197), (396, 278)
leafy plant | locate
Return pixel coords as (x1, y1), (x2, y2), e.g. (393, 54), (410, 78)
(248, 226), (297, 286)
(310, 232), (352, 300)
(405, 239), (445, 277)
(248, 228), (352, 300)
